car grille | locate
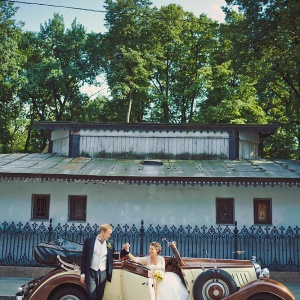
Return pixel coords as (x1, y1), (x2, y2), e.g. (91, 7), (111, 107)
(231, 272), (253, 287)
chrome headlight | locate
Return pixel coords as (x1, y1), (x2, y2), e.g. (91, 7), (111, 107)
(252, 258), (262, 278)
(254, 264), (262, 278)
(259, 268), (270, 278)
(251, 256), (270, 278)
(16, 277), (42, 297)
(251, 256), (268, 278)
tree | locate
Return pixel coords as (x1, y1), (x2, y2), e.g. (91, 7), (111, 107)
(195, 8), (268, 125)
(167, 12), (218, 123)
(137, 5), (218, 123)
(223, 0), (300, 157)
(101, 0), (153, 123)
(148, 4), (188, 123)
(102, 1), (220, 124)
(20, 14), (102, 121)
(18, 14), (104, 151)
(0, 1), (24, 153)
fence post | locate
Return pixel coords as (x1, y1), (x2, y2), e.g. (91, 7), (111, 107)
(140, 220), (145, 255)
(234, 220), (238, 259)
(48, 218), (53, 243)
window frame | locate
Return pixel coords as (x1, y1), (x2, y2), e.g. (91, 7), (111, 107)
(31, 194), (50, 220)
(216, 197), (234, 225)
(68, 195), (87, 222)
(253, 198), (272, 225)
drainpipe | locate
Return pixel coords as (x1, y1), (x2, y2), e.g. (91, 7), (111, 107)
(69, 130), (80, 158)
(229, 131), (239, 160)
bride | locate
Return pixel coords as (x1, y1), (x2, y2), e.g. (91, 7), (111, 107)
(121, 241), (189, 300)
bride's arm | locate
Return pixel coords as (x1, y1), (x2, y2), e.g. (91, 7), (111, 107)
(127, 252), (138, 262)
(120, 243), (148, 265)
(161, 256), (166, 270)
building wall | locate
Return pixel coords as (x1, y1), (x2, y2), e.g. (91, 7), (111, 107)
(239, 131), (259, 159)
(0, 181), (297, 229)
(50, 128), (264, 160)
(51, 129), (69, 156)
(79, 130), (230, 159)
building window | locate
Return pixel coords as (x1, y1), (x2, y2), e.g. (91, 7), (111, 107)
(216, 198), (234, 224)
(254, 198), (272, 225)
(69, 195), (87, 221)
(32, 194), (50, 220)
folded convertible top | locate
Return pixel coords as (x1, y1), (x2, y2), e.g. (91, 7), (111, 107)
(34, 238), (83, 266)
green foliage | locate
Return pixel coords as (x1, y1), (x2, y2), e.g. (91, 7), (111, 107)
(19, 14), (101, 121)
(223, 0), (300, 157)
(1, 0), (300, 158)
(101, 0), (154, 122)
(0, 1), (25, 153)
(264, 127), (299, 159)
(81, 96), (117, 122)
(17, 13), (105, 151)
(148, 9), (218, 123)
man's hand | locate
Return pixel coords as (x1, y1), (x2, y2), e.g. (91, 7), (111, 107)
(120, 243), (131, 259)
(122, 243), (130, 252)
(80, 275), (85, 283)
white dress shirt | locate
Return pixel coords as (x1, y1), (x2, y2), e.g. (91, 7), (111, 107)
(91, 237), (108, 271)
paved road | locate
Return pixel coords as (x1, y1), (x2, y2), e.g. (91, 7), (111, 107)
(0, 277), (33, 300)
(1, 277), (299, 299)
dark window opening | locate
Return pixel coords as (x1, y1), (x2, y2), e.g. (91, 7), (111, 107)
(69, 195), (87, 221)
(254, 198), (272, 225)
(216, 198), (234, 224)
(32, 194), (50, 220)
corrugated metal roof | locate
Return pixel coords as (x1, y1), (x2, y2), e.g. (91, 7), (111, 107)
(1, 153), (300, 187)
(33, 121), (278, 134)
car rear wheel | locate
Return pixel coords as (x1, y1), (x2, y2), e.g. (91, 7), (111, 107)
(193, 269), (238, 300)
(49, 286), (88, 300)
(247, 293), (281, 300)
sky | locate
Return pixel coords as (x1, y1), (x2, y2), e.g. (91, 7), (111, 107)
(13, 0), (228, 33)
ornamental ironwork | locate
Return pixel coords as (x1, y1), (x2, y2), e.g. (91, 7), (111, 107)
(0, 219), (299, 271)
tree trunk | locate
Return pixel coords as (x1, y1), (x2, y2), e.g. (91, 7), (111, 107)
(126, 92), (132, 123)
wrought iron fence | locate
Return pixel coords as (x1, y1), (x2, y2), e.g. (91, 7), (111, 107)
(0, 219), (299, 271)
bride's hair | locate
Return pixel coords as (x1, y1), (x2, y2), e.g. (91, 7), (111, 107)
(150, 242), (162, 255)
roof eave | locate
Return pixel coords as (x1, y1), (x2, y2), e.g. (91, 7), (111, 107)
(1, 173), (299, 187)
(33, 121), (278, 135)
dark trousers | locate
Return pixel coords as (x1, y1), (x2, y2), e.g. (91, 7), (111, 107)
(87, 269), (107, 300)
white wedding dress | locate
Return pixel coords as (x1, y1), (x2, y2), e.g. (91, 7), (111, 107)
(136, 256), (189, 300)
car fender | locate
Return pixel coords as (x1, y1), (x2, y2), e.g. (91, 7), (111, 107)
(222, 278), (295, 300)
(29, 269), (87, 300)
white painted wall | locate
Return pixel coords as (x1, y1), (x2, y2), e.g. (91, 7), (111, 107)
(49, 128), (266, 160)
(239, 131), (259, 159)
(79, 130), (229, 158)
(0, 181), (298, 229)
(51, 129), (69, 156)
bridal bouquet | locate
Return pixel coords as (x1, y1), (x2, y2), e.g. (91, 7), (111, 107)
(153, 270), (164, 282)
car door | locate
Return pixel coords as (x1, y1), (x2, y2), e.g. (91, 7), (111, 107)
(121, 261), (152, 300)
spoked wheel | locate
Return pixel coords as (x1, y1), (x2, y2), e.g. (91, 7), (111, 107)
(193, 269), (238, 300)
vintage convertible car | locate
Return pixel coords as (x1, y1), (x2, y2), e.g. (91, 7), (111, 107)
(16, 238), (295, 300)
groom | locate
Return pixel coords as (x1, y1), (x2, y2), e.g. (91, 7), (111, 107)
(80, 224), (114, 300)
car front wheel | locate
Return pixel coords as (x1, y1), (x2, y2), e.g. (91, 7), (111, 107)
(247, 293), (281, 300)
(193, 269), (238, 300)
(49, 286), (88, 300)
